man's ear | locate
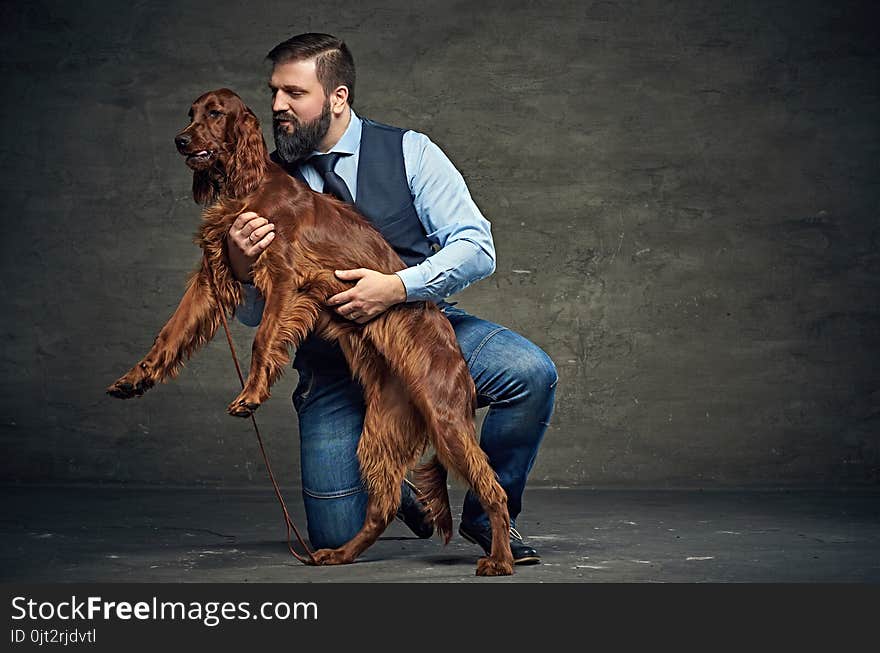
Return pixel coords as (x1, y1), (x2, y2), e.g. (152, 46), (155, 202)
(330, 86), (350, 115)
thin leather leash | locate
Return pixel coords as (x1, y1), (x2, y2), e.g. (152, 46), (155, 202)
(202, 254), (316, 565)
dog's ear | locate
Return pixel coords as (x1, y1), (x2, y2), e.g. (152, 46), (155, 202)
(192, 170), (216, 206)
(226, 105), (267, 199)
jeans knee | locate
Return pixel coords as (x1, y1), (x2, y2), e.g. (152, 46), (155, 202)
(520, 347), (558, 394)
(302, 488), (366, 549)
(309, 527), (356, 550)
(541, 351), (559, 390)
(487, 345), (558, 407)
(307, 514), (361, 549)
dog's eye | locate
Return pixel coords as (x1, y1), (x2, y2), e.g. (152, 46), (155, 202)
(208, 110), (223, 118)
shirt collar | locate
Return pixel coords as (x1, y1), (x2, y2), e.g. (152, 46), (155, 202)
(310, 107), (362, 158)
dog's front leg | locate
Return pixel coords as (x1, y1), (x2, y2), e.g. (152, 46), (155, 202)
(310, 384), (414, 566)
(226, 287), (322, 417)
(107, 263), (230, 399)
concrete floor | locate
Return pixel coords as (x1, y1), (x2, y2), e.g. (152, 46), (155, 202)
(1, 486), (878, 583)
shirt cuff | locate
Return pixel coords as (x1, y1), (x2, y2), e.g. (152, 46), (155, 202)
(395, 267), (432, 302)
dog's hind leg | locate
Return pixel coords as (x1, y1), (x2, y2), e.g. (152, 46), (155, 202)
(227, 287), (322, 417)
(430, 411), (515, 577)
(363, 313), (514, 575)
(413, 455), (452, 542)
(107, 264), (232, 399)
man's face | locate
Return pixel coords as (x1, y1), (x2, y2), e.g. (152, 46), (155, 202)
(269, 59), (332, 163)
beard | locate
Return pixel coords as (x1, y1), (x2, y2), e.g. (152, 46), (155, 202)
(272, 100), (332, 163)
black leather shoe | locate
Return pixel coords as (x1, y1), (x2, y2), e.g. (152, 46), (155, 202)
(459, 521), (541, 565)
(396, 478), (434, 539)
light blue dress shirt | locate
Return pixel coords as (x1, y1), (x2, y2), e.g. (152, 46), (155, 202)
(235, 108), (496, 326)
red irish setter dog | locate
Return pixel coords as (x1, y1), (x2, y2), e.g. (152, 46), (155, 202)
(106, 88), (514, 576)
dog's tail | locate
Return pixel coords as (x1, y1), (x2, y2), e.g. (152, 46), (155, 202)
(413, 455), (452, 544)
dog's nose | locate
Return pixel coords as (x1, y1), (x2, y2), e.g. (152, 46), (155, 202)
(175, 134), (191, 149)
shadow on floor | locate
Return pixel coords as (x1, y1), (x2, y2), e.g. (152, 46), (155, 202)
(2, 485), (878, 582)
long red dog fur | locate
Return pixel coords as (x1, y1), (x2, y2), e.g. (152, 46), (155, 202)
(106, 89), (514, 576)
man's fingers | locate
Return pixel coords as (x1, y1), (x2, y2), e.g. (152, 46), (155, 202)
(331, 299), (356, 314)
(234, 212), (271, 242)
(341, 307), (366, 323)
(248, 222), (275, 242)
(327, 289), (356, 306)
(244, 231), (275, 256)
(240, 217), (268, 240)
(232, 211), (261, 231)
(334, 268), (367, 280)
(353, 309), (375, 324)
(229, 213), (275, 256)
(327, 268), (367, 305)
(330, 298), (375, 323)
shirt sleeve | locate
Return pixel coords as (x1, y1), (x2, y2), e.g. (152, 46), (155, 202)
(235, 282), (265, 327)
(394, 130), (496, 302)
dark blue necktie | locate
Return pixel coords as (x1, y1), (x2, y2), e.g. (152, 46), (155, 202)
(308, 152), (354, 204)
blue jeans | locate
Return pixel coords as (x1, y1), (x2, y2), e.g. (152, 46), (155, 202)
(292, 303), (558, 549)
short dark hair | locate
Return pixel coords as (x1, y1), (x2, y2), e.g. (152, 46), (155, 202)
(267, 33), (357, 107)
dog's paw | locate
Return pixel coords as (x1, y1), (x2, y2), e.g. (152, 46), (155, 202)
(476, 556), (514, 577)
(106, 367), (155, 399)
(309, 548), (354, 566)
(226, 396), (261, 418)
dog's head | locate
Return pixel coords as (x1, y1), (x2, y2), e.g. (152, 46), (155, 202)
(174, 88), (268, 204)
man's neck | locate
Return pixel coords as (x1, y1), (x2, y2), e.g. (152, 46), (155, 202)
(317, 105), (352, 153)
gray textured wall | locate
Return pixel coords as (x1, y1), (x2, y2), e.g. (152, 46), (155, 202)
(1, 0), (877, 488)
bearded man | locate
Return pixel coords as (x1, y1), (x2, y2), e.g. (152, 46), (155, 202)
(228, 33), (557, 564)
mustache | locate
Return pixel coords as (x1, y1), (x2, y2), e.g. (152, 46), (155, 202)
(272, 100), (331, 164)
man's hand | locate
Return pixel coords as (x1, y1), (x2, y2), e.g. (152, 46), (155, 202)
(327, 268), (407, 323)
(226, 211), (276, 282)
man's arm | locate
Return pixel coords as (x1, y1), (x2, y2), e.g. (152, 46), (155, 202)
(327, 131), (496, 322)
(395, 130), (496, 301)
(227, 212), (276, 326)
